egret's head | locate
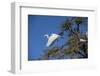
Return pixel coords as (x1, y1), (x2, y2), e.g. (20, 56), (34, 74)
(44, 34), (49, 38)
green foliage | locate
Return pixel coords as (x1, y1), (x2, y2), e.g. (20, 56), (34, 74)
(46, 47), (60, 56)
(39, 17), (88, 60)
(75, 17), (82, 25)
(61, 20), (72, 31)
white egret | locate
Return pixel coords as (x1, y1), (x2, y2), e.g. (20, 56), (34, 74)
(80, 32), (87, 42)
(80, 39), (86, 42)
(44, 34), (61, 47)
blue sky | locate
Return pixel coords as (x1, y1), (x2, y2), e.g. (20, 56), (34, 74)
(28, 15), (87, 60)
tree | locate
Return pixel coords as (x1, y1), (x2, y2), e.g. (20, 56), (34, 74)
(39, 17), (88, 60)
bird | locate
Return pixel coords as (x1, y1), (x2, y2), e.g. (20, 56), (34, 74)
(80, 32), (87, 42)
(80, 38), (87, 42)
(44, 33), (61, 47)
(86, 32), (88, 37)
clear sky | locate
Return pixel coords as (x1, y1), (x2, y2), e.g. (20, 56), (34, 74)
(28, 15), (87, 60)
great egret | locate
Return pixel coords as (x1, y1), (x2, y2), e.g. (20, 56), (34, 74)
(80, 32), (87, 42)
(44, 33), (61, 47)
(80, 39), (87, 42)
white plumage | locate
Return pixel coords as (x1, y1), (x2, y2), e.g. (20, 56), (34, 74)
(44, 34), (61, 47)
(80, 39), (86, 42)
(80, 32), (87, 42)
(86, 32), (88, 37)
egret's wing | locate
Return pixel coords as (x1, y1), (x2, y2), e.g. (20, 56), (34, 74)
(46, 36), (58, 47)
